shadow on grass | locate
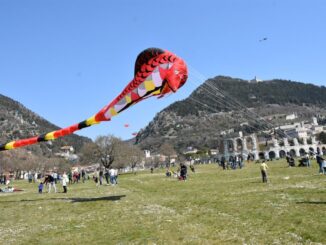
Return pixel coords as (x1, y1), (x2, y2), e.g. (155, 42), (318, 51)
(69, 195), (126, 203)
(296, 201), (326, 205)
(0, 195), (126, 203)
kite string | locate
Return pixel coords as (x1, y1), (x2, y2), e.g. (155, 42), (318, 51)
(186, 87), (273, 135)
(186, 71), (270, 132)
(189, 67), (275, 129)
(186, 65), (290, 139)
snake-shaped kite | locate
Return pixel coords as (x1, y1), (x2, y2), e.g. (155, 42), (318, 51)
(0, 48), (188, 151)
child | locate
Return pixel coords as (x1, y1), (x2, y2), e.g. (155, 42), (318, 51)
(62, 172), (69, 193)
(38, 182), (44, 194)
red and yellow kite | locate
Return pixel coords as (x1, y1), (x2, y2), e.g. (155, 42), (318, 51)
(0, 48), (188, 151)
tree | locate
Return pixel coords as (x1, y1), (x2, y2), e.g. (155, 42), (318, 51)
(79, 142), (101, 165)
(80, 135), (128, 169)
(126, 144), (144, 173)
(0, 149), (60, 178)
(43, 157), (71, 173)
(159, 143), (177, 167)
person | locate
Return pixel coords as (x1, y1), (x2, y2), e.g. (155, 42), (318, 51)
(73, 172), (78, 184)
(229, 156), (234, 169)
(3, 174), (7, 185)
(28, 172), (33, 183)
(5, 174), (10, 186)
(53, 172), (58, 184)
(150, 167), (154, 173)
(260, 161), (268, 183)
(68, 171), (72, 184)
(109, 168), (115, 185)
(289, 156), (295, 167)
(221, 156), (226, 170)
(99, 169), (104, 185)
(180, 163), (187, 181)
(113, 168), (118, 185)
(81, 169), (86, 183)
(316, 154), (324, 174)
(239, 155), (244, 169)
(47, 174), (57, 193)
(321, 159), (326, 175)
(38, 181), (44, 194)
(62, 172), (69, 193)
(305, 152), (310, 167)
(104, 169), (109, 184)
(235, 156), (240, 169)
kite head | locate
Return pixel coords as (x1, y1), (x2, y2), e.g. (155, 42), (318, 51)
(132, 48), (187, 94)
(164, 57), (188, 92)
(133, 48), (188, 98)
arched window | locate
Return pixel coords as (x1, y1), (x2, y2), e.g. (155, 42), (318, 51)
(299, 148), (306, 157)
(279, 150), (286, 158)
(259, 152), (265, 160)
(290, 149), (297, 157)
(269, 151), (276, 160)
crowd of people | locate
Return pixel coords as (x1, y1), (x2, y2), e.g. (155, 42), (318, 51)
(286, 150), (326, 175)
(220, 155), (244, 170)
(0, 166), (121, 194)
(161, 147), (326, 185)
(1, 148), (325, 195)
(93, 168), (118, 186)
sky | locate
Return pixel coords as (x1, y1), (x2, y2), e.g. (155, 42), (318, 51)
(0, 0), (325, 141)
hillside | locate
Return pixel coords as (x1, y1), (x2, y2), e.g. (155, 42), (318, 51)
(0, 94), (92, 156)
(136, 76), (326, 152)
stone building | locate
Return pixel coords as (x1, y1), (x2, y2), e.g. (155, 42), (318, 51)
(219, 134), (326, 161)
(218, 117), (326, 160)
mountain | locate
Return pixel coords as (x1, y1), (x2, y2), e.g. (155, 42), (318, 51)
(135, 76), (326, 152)
(0, 94), (92, 156)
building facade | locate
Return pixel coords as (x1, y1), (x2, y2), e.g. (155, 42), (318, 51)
(220, 134), (326, 160)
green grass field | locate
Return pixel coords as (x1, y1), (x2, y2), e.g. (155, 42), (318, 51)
(1, 160), (325, 244)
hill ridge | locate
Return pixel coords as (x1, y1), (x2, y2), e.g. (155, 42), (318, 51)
(0, 94), (92, 156)
(136, 76), (326, 152)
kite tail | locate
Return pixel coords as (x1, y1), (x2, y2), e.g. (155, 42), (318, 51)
(0, 115), (100, 151)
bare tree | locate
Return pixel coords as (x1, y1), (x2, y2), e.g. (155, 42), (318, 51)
(159, 142), (177, 167)
(0, 149), (47, 178)
(79, 142), (101, 165)
(80, 135), (127, 169)
(153, 155), (161, 168)
(43, 157), (70, 173)
(126, 144), (144, 173)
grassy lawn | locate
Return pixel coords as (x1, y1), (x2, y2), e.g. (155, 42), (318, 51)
(0, 159), (325, 244)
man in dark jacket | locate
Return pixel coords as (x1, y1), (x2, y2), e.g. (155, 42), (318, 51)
(316, 154), (324, 174)
(180, 163), (187, 181)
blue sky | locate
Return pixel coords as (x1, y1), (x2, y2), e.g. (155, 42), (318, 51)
(1, 0), (325, 140)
